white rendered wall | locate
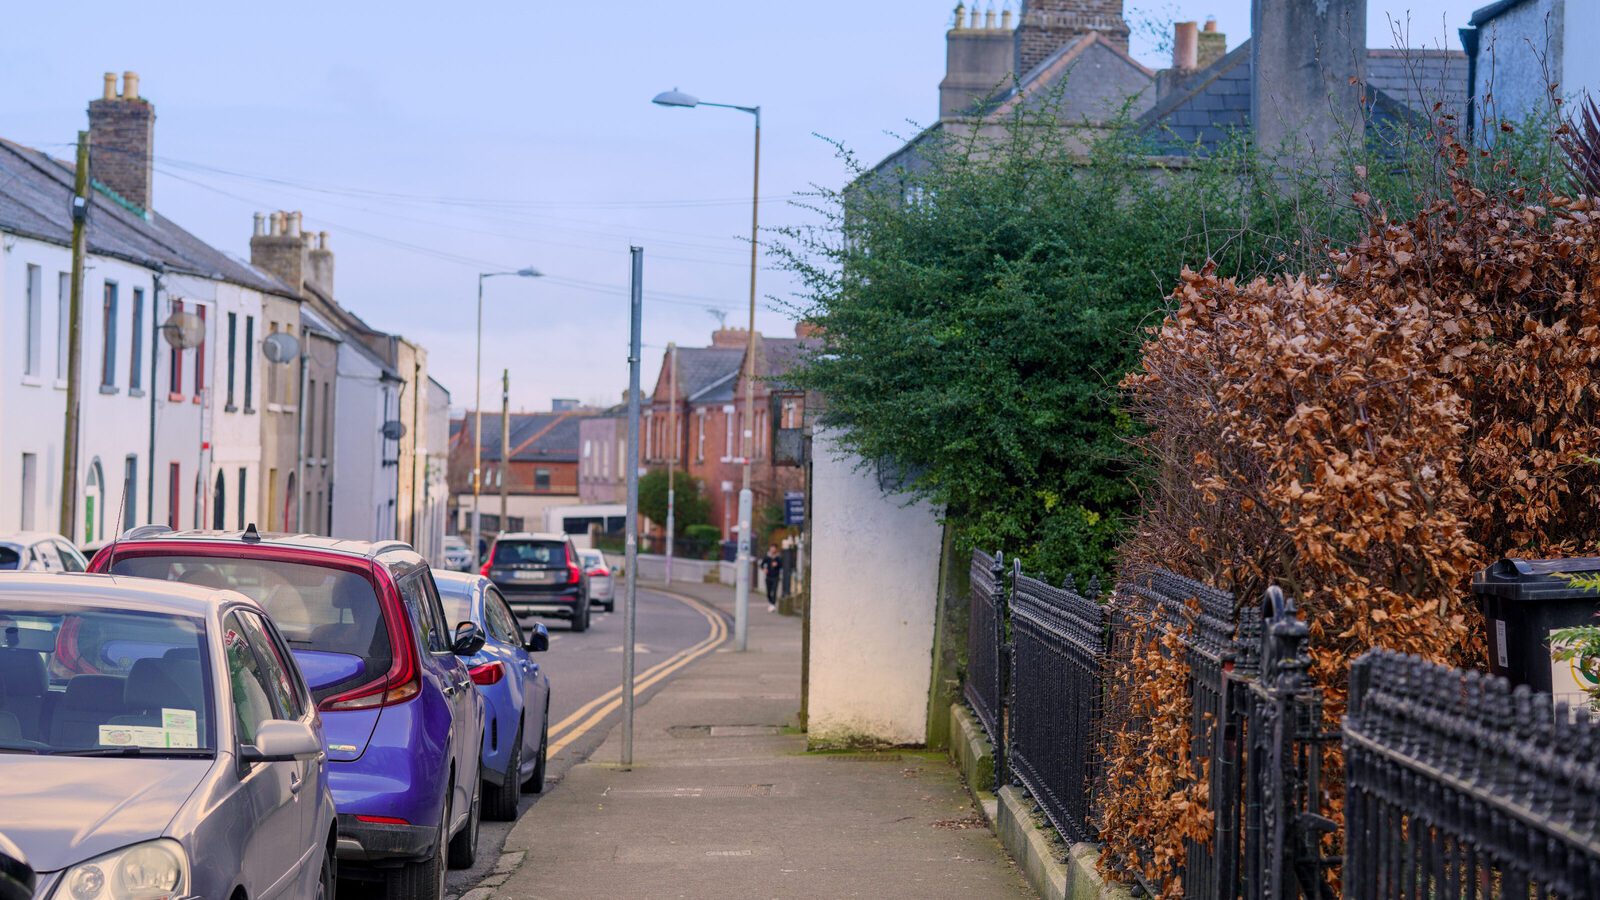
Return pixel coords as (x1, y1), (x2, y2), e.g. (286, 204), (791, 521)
(807, 427), (944, 746)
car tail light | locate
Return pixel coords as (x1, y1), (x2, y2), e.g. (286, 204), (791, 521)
(470, 662), (504, 686)
(480, 560), (492, 577)
(319, 576), (422, 713)
(566, 546), (581, 584)
(355, 815), (410, 826)
(588, 566), (609, 577)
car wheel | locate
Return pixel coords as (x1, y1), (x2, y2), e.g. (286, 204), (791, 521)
(386, 790), (447, 900)
(483, 725), (522, 821)
(316, 841), (336, 900)
(523, 705), (548, 794)
(603, 598), (615, 612)
(571, 599), (590, 632)
(447, 776), (480, 869)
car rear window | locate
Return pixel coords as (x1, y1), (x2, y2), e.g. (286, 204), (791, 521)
(110, 555), (392, 702)
(0, 547), (18, 570)
(492, 540), (566, 566)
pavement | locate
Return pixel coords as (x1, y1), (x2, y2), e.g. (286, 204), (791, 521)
(477, 577), (1033, 899)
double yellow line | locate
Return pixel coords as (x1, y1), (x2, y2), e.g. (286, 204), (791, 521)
(545, 590), (728, 758)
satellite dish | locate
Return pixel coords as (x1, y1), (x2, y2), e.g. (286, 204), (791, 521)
(380, 420), (408, 440)
(262, 332), (301, 364)
(159, 310), (205, 350)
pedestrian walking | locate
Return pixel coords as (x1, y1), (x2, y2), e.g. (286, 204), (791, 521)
(760, 544), (784, 612)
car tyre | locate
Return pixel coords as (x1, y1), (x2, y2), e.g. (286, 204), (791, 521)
(603, 598), (615, 613)
(483, 725), (522, 821)
(523, 704), (548, 794)
(571, 598), (591, 632)
(447, 777), (480, 869)
(386, 791), (447, 900)
(316, 841), (336, 900)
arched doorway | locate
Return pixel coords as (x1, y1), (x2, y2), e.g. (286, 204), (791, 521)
(213, 471), (226, 530)
(284, 472), (298, 532)
(83, 459), (105, 544)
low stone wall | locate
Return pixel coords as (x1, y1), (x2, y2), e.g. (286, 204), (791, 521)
(948, 704), (1131, 900)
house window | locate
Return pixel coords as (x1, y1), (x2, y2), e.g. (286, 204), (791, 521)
(266, 323), (279, 406)
(19, 453), (37, 531)
(56, 273), (70, 381)
(535, 468), (551, 491)
(168, 300), (184, 395)
(243, 315), (255, 410)
(101, 282), (118, 388)
(122, 455), (138, 532)
(237, 467), (247, 529)
(24, 264), (41, 377)
(194, 305), (206, 400)
(225, 312), (237, 408)
(724, 408), (735, 459)
(696, 410), (706, 462)
(643, 413), (653, 460)
(129, 288), (144, 390)
(321, 382), (330, 458)
(308, 379), (318, 454)
(167, 462), (181, 528)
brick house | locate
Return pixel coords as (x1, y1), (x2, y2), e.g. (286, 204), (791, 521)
(643, 326), (816, 542)
(448, 410), (589, 535)
(577, 409), (627, 504)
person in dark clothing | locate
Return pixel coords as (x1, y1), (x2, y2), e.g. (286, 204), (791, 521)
(760, 545), (784, 612)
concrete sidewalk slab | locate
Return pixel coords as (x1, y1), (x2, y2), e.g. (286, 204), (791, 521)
(495, 580), (1032, 898)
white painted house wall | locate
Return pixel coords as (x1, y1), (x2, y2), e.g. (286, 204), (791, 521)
(806, 428), (944, 746)
(206, 281), (264, 530)
(0, 232), (202, 542)
(332, 342), (397, 541)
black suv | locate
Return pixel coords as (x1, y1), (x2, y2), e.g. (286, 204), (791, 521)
(481, 533), (592, 632)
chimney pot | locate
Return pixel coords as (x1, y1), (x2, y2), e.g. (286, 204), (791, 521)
(1204, 17), (1217, 33)
(289, 211), (303, 237)
(101, 73), (116, 101)
(270, 211), (285, 236)
(122, 71), (139, 100)
(969, 6), (979, 28)
(318, 231), (329, 250)
(1173, 21), (1199, 70)
(253, 212), (265, 236)
(984, 7), (995, 29)
(1001, 7), (1012, 30)
(953, 3), (965, 28)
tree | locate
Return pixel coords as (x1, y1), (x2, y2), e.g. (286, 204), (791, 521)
(637, 469), (708, 535)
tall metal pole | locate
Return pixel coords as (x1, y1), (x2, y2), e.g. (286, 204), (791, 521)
(622, 246), (644, 768)
(732, 107), (761, 652)
(59, 131), (90, 540)
(471, 274), (486, 562)
(665, 342), (677, 585)
(500, 369), (510, 531)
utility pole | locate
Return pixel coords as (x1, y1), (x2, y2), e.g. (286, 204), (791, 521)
(732, 107), (762, 653)
(500, 369), (510, 533)
(622, 247), (644, 768)
(665, 342), (677, 585)
(58, 132), (90, 540)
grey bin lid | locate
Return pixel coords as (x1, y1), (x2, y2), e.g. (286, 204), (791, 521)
(1471, 557), (1600, 601)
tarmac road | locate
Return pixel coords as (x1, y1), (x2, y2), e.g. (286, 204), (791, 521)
(341, 584), (725, 898)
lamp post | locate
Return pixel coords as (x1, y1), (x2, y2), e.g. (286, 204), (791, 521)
(471, 268), (542, 564)
(653, 87), (761, 651)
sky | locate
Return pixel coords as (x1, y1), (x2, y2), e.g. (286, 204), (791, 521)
(1, 1), (1481, 413)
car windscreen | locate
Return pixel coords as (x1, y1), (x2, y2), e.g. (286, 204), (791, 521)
(0, 604), (215, 755)
(110, 555), (391, 703)
(492, 540), (566, 566)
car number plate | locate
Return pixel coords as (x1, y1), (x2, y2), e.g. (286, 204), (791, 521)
(512, 570), (550, 582)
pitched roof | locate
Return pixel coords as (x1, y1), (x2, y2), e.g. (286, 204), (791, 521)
(992, 32), (1154, 119)
(759, 336), (818, 391)
(453, 411), (589, 463)
(1366, 49), (1468, 123)
(1469, 0), (1535, 26)
(669, 347), (745, 404)
(0, 138), (291, 297)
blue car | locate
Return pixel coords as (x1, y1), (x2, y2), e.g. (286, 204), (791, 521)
(434, 571), (552, 820)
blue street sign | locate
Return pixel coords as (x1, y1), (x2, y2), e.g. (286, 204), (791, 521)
(783, 491), (805, 526)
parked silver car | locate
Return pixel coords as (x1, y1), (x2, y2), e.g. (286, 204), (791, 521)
(0, 534), (87, 574)
(0, 573), (337, 899)
(577, 549), (615, 612)
(442, 535), (474, 572)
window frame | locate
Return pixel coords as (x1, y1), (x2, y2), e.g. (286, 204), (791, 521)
(100, 281), (118, 389)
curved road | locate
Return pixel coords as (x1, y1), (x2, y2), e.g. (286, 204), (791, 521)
(335, 585), (723, 897)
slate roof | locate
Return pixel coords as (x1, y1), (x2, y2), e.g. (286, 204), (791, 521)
(1469, 0), (1534, 26)
(671, 347), (745, 404)
(453, 412), (589, 463)
(0, 138), (291, 296)
(759, 337), (819, 391)
(1137, 41), (1465, 156)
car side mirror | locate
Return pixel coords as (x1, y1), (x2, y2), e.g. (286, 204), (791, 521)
(0, 832), (36, 900)
(524, 623), (549, 653)
(240, 720), (322, 763)
(452, 621), (487, 656)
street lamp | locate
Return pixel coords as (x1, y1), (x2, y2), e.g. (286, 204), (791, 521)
(652, 86), (762, 651)
(471, 267), (543, 563)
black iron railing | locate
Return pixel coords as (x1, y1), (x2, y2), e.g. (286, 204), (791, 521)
(1344, 650), (1600, 899)
(1008, 561), (1107, 844)
(964, 549), (1005, 765)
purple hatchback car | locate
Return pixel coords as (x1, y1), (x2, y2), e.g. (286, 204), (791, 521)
(92, 527), (487, 900)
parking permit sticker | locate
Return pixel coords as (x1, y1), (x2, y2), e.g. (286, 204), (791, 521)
(98, 725), (170, 747)
(162, 709), (199, 747)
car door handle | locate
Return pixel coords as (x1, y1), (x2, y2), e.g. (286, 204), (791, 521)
(290, 770), (303, 794)
(443, 682), (457, 696)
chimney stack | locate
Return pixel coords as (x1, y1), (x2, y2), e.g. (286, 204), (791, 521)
(1197, 18), (1226, 68)
(1250, 0), (1366, 165)
(87, 71), (155, 212)
(939, 3), (1016, 120)
(251, 209), (308, 294)
(306, 230), (336, 298)
(1015, 1), (1130, 74)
